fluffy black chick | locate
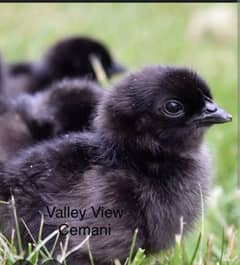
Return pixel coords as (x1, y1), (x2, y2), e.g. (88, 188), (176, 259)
(0, 79), (103, 162)
(5, 36), (125, 97)
(17, 78), (104, 141)
(0, 66), (231, 265)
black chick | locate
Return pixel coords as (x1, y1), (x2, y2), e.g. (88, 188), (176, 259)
(0, 66), (231, 265)
(5, 36), (125, 97)
(0, 79), (103, 163)
(17, 78), (104, 140)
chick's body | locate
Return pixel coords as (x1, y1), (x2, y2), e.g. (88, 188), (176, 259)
(0, 66), (231, 265)
(1, 132), (209, 264)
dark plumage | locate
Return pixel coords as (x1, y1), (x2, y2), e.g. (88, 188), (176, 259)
(36, 36), (125, 84)
(0, 104), (33, 163)
(5, 36), (125, 97)
(4, 62), (35, 98)
(0, 79), (103, 162)
(17, 78), (104, 140)
(8, 62), (32, 76)
(0, 66), (231, 265)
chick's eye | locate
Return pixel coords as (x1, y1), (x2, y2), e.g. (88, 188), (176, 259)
(162, 100), (184, 118)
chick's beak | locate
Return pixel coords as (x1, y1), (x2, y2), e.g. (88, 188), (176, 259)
(107, 61), (126, 76)
(190, 101), (232, 126)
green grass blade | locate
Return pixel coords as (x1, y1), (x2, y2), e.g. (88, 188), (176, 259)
(27, 228), (60, 261)
(189, 232), (202, 265)
(11, 195), (23, 255)
(128, 229), (138, 265)
(87, 239), (95, 265)
(131, 248), (145, 265)
(219, 228), (225, 265)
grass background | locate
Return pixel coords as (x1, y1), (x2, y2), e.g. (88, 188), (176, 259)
(0, 3), (238, 264)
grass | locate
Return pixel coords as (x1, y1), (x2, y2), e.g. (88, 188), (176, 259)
(0, 3), (238, 265)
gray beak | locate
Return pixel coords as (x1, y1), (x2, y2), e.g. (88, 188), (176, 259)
(107, 61), (126, 76)
(189, 101), (232, 126)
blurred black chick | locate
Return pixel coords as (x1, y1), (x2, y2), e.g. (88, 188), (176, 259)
(0, 66), (231, 265)
(0, 79), (103, 163)
(17, 79), (104, 140)
(5, 36), (125, 97)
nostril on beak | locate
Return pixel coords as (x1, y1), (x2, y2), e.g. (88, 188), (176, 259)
(205, 102), (217, 113)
